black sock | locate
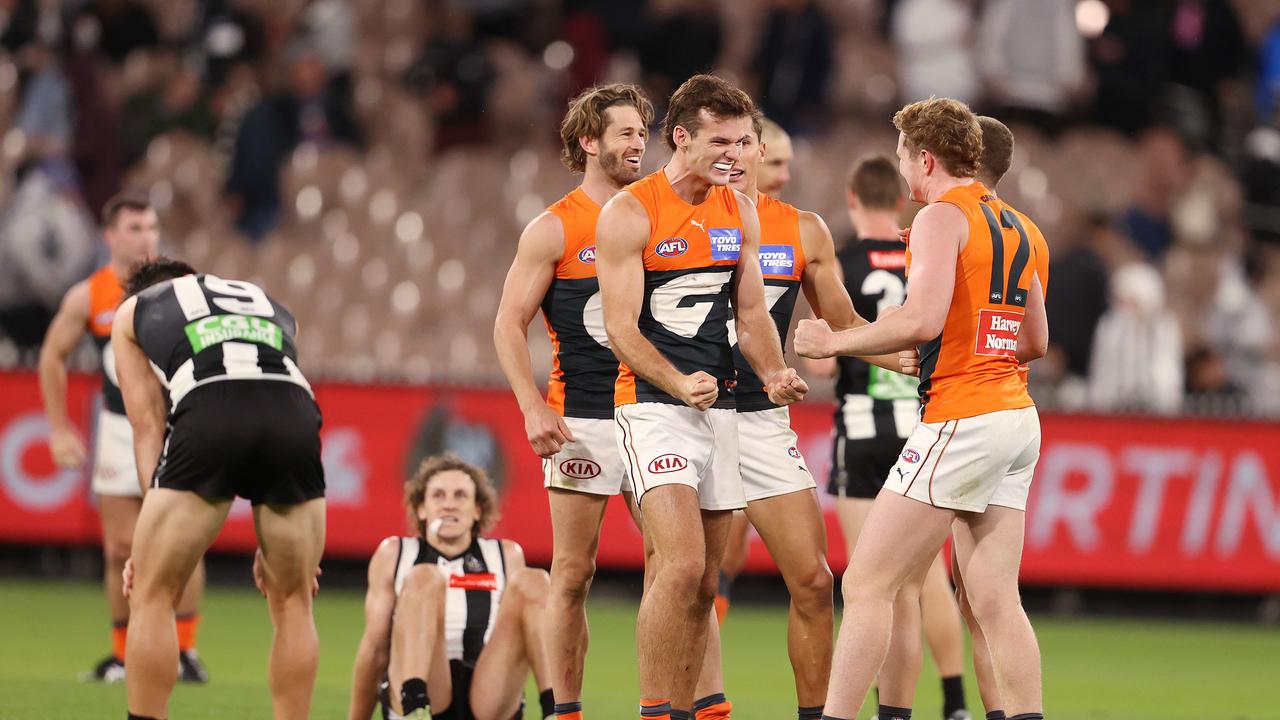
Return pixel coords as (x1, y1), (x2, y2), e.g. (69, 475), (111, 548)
(128, 714), (160, 720)
(400, 677), (428, 714)
(694, 693), (727, 712)
(539, 690), (557, 718)
(717, 570), (732, 598)
(1007, 714), (1043, 720)
(672, 710), (692, 720)
(798, 705), (823, 719)
(878, 705), (912, 720)
(941, 675), (966, 716)
(986, 712), (1006, 720)
(553, 701), (582, 716)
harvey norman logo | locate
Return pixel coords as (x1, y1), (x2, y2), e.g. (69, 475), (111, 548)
(759, 244), (795, 275)
(974, 309), (1022, 357)
(185, 314), (284, 354)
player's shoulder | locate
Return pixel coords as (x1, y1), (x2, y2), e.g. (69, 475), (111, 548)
(370, 536), (405, 568)
(61, 277), (92, 311)
(796, 208), (830, 236)
(498, 538), (525, 566)
(599, 186), (647, 223)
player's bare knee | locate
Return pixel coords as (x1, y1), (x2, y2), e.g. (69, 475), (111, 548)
(103, 534), (132, 567)
(401, 564), (447, 600)
(510, 567), (551, 606)
(788, 561), (834, 612)
(658, 554), (704, 597)
(550, 552), (596, 600)
(966, 586), (1021, 627)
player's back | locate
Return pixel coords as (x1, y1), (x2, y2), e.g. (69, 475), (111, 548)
(541, 188), (617, 419)
(615, 169), (744, 408)
(133, 273), (311, 410)
(913, 182), (1039, 423)
(731, 193), (806, 411)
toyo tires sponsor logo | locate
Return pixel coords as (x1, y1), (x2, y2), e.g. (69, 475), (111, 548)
(656, 238), (688, 258)
(648, 453), (688, 474)
(560, 458), (601, 479)
(578, 246), (596, 264)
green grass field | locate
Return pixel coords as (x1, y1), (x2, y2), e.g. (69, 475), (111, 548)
(0, 580), (1277, 720)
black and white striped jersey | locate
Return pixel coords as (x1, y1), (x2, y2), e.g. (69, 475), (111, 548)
(132, 274), (312, 411)
(834, 238), (920, 442)
(392, 536), (507, 666)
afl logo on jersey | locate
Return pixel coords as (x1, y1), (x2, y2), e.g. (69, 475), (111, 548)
(656, 238), (688, 258)
(788, 446), (802, 459)
(577, 246), (596, 264)
(901, 449), (921, 464)
(648, 453), (688, 474)
(559, 458), (601, 479)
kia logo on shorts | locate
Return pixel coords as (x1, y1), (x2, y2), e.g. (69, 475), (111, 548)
(656, 238), (688, 258)
(578, 246), (596, 264)
(560, 458), (601, 479)
(648, 453), (688, 474)
(788, 446), (802, 459)
(901, 449), (921, 464)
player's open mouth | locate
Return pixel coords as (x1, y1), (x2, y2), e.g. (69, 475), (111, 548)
(729, 168), (744, 180)
(712, 161), (734, 173)
(624, 154), (641, 167)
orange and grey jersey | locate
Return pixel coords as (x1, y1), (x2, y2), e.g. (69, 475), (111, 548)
(615, 169), (745, 409)
(731, 193), (807, 412)
(540, 188), (616, 419)
(87, 265), (126, 414)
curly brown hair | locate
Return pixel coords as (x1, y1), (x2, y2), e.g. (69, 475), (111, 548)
(559, 83), (654, 173)
(662, 74), (758, 151)
(892, 98), (983, 179)
(404, 453), (500, 539)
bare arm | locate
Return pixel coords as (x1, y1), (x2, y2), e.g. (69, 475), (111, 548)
(493, 212), (576, 457)
(733, 193), (807, 404)
(500, 539), (528, 573)
(795, 202), (963, 359)
(110, 297), (168, 493)
(597, 192), (718, 410)
(349, 538), (400, 720)
(1015, 274), (1048, 364)
(38, 281), (90, 468)
(797, 211), (906, 374)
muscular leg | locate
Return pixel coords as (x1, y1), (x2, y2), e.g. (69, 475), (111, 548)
(175, 558), (206, 618)
(252, 498), (326, 720)
(824, 492), (955, 718)
(545, 489), (610, 707)
(388, 565), (453, 715)
(125, 489), (231, 718)
(99, 495), (141, 649)
(920, 553), (965, 679)
(715, 511), (751, 622)
(953, 507), (1040, 716)
(745, 489), (834, 707)
(833, 497), (873, 566)
(636, 484), (731, 712)
(877, 565), (928, 708)
(952, 538), (1002, 713)
(471, 567), (553, 720)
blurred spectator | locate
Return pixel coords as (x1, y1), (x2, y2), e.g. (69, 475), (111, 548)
(406, 6), (494, 151)
(1122, 126), (1192, 261)
(1090, 0), (1169, 135)
(1256, 15), (1280, 121)
(1046, 213), (1115, 379)
(193, 0), (268, 89)
(1184, 345), (1244, 409)
(72, 0), (158, 65)
(296, 0), (354, 83)
(639, 0), (721, 105)
(14, 39), (71, 159)
(0, 0), (40, 52)
(1242, 123), (1280, 246)
(1089, 262), (1184, 414)
(120, 56), (217, 168)
(891, 0), (979, 105)
(1165, 0), (1244, 149)
(225, 43), (362, 241)
(65, 20), (124, 216)
(750, 0), (832, 133)
(1197, 253), (1271, 396)
(976, 0), (1085, 134)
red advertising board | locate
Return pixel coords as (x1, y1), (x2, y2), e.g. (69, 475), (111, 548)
(1, 371), (1278, 592)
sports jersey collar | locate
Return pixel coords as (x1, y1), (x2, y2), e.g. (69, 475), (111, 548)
(658, 164), (723, 210)
(425, 535), (484, 561)
(569, 186), (601, 212)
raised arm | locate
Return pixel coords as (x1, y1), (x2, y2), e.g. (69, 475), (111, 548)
(795, 202), (962, 359)
(110, 296), (168, 493)
(38, 281), (90, 468)
(597, 192), (718, 410)
(732, 192), (807, 405)
(349, 538), (400, 720)
(493, 212), (576, 458)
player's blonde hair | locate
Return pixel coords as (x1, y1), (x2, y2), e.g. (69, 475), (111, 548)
(892, 98), (983, 179)
(559, 83), (654, 173)
(404, 453), (500, 539)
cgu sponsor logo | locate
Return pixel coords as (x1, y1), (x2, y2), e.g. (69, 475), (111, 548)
(656, 238), (688, 258)
(578, 246), (597, 264)
(901, 448), (921, 464)
(648, 453), (688, 474)
(449, 573), (499, 592)
(560, 458), (601, 479)
(974, 309), (1023, 358)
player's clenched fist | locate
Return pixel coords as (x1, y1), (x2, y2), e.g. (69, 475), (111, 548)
(764, 368), (809, 406)
(524, 404), (576, 458)
(794, 318), (837, 359)
(678, 370), (719, 411)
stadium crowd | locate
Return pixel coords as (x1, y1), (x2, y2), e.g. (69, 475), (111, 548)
(0, 0), (1279, 416)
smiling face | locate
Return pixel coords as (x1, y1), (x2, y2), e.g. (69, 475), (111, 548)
(728, 128), (762, 192)
(415, 469), (482, 543)
(677, 109), (753, 186)
(591, 104), (648, 186)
